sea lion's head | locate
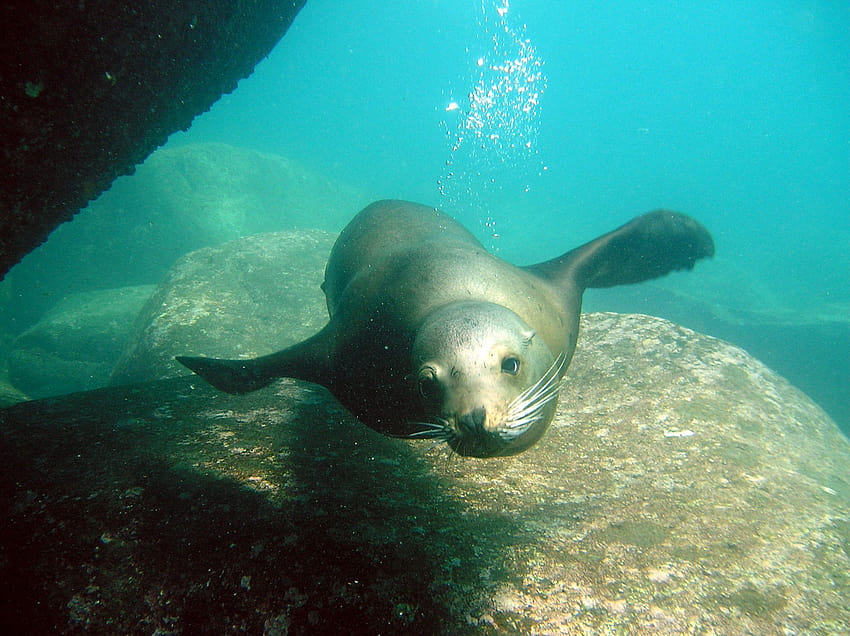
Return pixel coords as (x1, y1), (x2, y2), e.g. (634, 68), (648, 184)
(410, 301), (566, 457)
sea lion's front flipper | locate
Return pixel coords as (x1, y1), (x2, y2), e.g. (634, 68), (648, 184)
(525, 210), (714, 290)
(175, 356), (276, 394)
(176, 328), (333, 395)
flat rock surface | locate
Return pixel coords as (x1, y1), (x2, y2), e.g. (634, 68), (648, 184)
(1, 313), (848, 634)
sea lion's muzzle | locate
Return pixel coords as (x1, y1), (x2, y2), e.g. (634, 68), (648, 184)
(457, 406), (488, 435)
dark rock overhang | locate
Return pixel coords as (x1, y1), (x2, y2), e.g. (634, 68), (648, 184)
(0, 0), (306, 279)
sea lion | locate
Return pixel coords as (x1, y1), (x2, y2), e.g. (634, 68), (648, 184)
(177, 199), (713, 457)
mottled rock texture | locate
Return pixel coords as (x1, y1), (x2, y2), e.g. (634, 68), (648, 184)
(588, 271), (850, 436)
(1, 313), (848, 634)
(111, 230), (335, 386)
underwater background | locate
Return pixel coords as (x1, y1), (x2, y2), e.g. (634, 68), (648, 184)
(2, 0), (849, 431)
(176, 0), (850, 299)
(3, 3), (850, 632)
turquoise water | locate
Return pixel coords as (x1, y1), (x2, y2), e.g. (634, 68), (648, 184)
(2, 5), (849, 630)
(4, 1), (847, 430)
(168, 0), (849, 430)
(176, 0), (849, 310)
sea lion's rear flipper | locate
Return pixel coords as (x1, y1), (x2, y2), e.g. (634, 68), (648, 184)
(525, 210), (714, 290)
(176, 328), (333, 394)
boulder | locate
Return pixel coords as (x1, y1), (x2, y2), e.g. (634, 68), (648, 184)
(4, 143), (371, 327)
(0, 312), (26, 407)
(0, 380), (28, 408)
(1, 313), (848, 633)
(586, 262), (850, 436)
(110, 230), (335, 386)
(7, 286), (155, 399)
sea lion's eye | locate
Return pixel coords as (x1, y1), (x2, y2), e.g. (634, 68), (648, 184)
(501, 357), (520, 375)
(418, 368), (439, 399)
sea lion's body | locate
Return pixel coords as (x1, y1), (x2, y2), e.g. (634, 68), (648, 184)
(178, 200), (713, 457)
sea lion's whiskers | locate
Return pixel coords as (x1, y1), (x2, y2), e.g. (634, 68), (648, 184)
(404, 420), (453, 457)
(499, 353), (568, 439)
(510, 353), (566, 411)
(416, 420), (448, 429)
(509, 377), (563, 420)
(404, 421), (449, 439)
(406, 429), (446, 439)
(403, 417), (454, 442)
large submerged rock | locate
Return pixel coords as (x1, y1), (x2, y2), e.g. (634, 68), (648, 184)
(587, 263), (850, 437)
(5, 143), (370, 327)
(7, 285), (155, 399)
(111, 229), (335, 386)
(0, 378), (28, 408)
(1, 312), (848, 634)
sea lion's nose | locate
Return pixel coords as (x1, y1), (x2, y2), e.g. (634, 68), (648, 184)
(458, 407), (487, 434)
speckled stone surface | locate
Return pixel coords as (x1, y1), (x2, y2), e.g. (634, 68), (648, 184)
(110, 229), (336, 387)
(1, 313), (848, 634)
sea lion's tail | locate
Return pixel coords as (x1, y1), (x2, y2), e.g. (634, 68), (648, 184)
(176, 356), (275, 394)
(525, 210), (714, 290)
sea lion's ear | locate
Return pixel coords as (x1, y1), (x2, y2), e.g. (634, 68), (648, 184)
(523, 210), (714, 291)
(521, 329), (536, 345)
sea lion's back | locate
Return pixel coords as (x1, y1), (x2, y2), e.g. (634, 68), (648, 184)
(322, 200), (481, 309)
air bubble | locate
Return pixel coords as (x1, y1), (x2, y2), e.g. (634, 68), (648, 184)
(437, 0), (549, 248)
